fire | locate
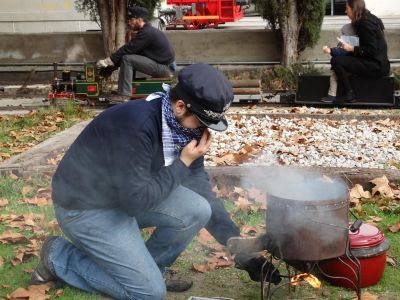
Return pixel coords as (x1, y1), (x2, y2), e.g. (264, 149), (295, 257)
(291, 273), (321, 288)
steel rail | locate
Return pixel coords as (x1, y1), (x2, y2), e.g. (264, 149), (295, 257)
(1, 58), (400, 67)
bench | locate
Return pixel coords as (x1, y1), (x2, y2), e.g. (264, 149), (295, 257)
(295, 74), (395, 106)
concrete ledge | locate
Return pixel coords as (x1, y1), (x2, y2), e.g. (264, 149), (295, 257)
(0, 29), (399, 65)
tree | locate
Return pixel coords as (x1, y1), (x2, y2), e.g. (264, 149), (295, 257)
(255, 0), (325, 66)
(75, 0), (160, 56)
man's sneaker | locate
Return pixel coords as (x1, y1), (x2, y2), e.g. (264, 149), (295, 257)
(321, 95), (336, 103)
(164, 269), (193, 292)
(31, 236), (60, 285)
(105, 93), (131, 104)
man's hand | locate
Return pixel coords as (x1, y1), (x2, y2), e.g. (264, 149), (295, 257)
(322, 46), (331, 55)
(96, 57), (114, 69)
(180, 129), (212, 167)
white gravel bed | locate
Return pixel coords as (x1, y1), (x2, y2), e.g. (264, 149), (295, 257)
(204, 114), (400, 169)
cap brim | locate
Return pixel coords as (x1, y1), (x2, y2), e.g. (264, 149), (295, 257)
(197, 115), (228, 131)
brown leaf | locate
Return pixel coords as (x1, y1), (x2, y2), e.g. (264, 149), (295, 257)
(9, 172), (19, 180)
(0, 256), (4, 268)
(0, 198), (8, 207)
(235, 197), (250, 214)
(0, 230), (25, 244)
(21, 185), (33, 196)
(192, 262), (211, 273)
(350, 184), (372, 199)
(388, 220), (400, 233)
(241, 225), (260, 236)
(386, 255), (397, 267)
(370, 176), (394, 198)
(55, 289), (64, 297)
(23, 197), (49, 206)
(197, 229), (215, 244)
(352, 291), (379, 300)
(206, 253), (233, 269)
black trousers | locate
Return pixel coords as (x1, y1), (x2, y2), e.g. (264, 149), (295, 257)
(330, 56), (389, 93)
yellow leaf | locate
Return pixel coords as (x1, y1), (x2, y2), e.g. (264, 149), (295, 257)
(350, 184), (371, 199)
(370, 176), (394, 198)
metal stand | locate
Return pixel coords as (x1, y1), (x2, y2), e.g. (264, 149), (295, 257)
(260, 240), (362, 300)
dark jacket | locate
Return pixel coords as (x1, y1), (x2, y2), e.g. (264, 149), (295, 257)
(110, 23), (175, 66)
(353, 11), (390, 75)
(330, 47), (349, 56)
(52, 99), (239, 245)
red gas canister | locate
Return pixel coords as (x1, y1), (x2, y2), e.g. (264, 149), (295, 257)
(319, 223), (390, 289)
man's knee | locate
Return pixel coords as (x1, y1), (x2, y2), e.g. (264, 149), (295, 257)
(187, 196), (212, 227)
(124, 278), (167, 300)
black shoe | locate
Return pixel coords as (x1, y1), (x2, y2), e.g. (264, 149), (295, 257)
(234, 252), (281, 284)
(105, 93), (131, 103)
(164, 269), (193, 292)
(340, 90), (356, 103)
(321, 95), (336, 103)
(31, 236), (60, 285)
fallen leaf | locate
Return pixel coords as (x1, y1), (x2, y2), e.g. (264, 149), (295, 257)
(386, 255), (397, 267)
(370, 176), (394, 198)
(352, 291), (379, 300)
(350, 184), (372, 199)
(0, 256), (4, 268)
(0, 199), (8, 207)
(388, 220), (400, 233)
(192, 263), (211, 273)
(0, 230), (25, 244)
(235, 196), (251, 214)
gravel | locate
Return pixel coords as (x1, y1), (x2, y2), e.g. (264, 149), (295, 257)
(205, 111), (400, 169)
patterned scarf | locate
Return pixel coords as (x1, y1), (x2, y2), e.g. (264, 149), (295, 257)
(148, 92), (203, 165)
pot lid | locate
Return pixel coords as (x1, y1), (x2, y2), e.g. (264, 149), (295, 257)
(349, 223), (385, 249)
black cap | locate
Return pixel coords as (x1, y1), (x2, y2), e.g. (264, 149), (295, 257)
(128, 7), (149, 20)
(175, 64), (233, 131)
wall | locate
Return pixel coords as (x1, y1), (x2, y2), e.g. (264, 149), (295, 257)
(0, 29), (399, 64)
(366, 0), (400, 16)
(0, 0), (99, 33)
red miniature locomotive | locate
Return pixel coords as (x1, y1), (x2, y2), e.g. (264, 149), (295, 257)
(159, 0), (248, 30)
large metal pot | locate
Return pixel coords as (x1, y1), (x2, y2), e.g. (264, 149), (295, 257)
(264, 192), (349, 261)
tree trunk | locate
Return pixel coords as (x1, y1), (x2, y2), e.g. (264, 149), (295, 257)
(98, 0), (127, 57)
(280, 0), (300, 66)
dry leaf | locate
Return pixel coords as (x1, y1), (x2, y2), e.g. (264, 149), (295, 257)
(370, 176), (394, 198)
(0, 230), (25, 244)
(350, 184), (372, 199)
(388, 220), (400, 233)
(0, 199), (8, 207)
(235, 197), (250, 214)
(352, 291), (379, 300)
(0, 256), (4, 268)
(192, 263), (211, 273)
(386, 255), (397, 267)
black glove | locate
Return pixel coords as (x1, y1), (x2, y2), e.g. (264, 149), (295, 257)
(234, 253), (281, 284)
(98, 66), (117, 78)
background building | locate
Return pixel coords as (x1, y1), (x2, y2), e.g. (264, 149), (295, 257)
(0, 0), (399, 33)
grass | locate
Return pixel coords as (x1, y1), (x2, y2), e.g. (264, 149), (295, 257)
(0, 102), (93, 160)
(0, 174), (399, 300)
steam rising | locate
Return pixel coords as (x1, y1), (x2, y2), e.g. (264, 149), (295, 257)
(241, 166), (350, 261)
(242, 166), (348, 201)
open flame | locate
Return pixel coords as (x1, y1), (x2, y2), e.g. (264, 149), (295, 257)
(291, 273), (321, 288)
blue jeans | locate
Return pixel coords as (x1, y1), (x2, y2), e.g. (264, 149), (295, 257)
(49, 186), (212, 300)
(118, 54), (172, 96)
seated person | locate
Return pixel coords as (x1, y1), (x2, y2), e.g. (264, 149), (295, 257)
(97, 6), (177, 103)
(321, 23), (357, 103)
(321, 0), (390, 104)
